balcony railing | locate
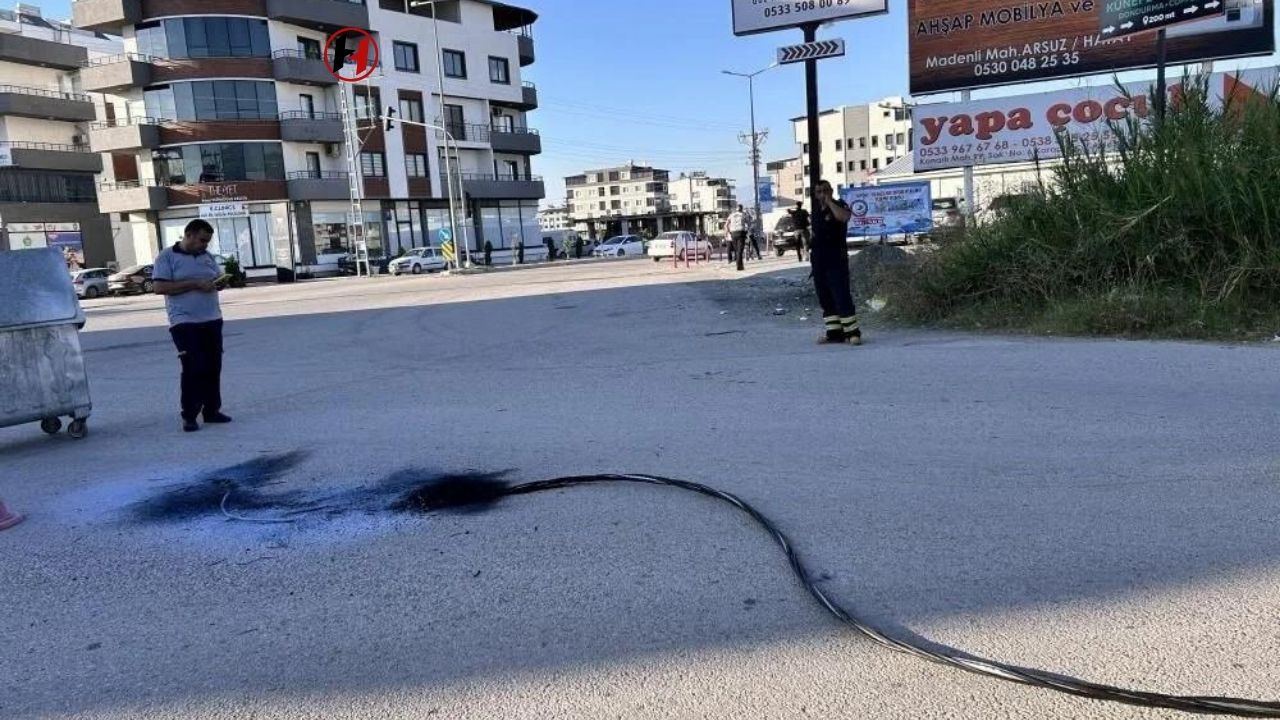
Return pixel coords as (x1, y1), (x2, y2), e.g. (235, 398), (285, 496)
(89, 115), (161, 130)
(287, 170), (347, 180)
(0, 141), (92, 152)
(446, 172), (542, 183)
(98, 179), (162, 191)
(0, 84), (90, 102)
(271, 48), (325, 61)
(279, 110), (343, 121)
(82, 52), (157, 67)
(522, 80), (535, 89)
(440, 122), (538, 142)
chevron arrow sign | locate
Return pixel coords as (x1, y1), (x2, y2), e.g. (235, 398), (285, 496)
(777, 39), (846, 65)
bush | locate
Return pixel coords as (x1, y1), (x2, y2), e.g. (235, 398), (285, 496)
(887, 75), (1280, 339)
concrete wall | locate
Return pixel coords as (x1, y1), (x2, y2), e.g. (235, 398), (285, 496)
(0, 116), (83, 145)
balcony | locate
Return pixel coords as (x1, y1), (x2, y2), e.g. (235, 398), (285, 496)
(0, 33), (87, 71)
(287, 170), (350, 201)
(490, 126), (541, 155)
(0, 142), (102, 173)
(0, 86), (95, 122)
(519, 81), (538, 110)
(265, 0), (369, 33)
(279, 111), (345, 143)
(80, 53), (154, 93)
(515, 32), (534, 66)
(96, 180), (168, 214)
(71, 0), (141, 33)
(89, 117), (162, 152)
(445, 172), (544, 201)
(271, 49), (337, 86)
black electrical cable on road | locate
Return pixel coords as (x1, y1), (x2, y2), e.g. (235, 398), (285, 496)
(403, 472), (1280, 718)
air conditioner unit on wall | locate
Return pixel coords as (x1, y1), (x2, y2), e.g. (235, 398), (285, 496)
(71, 134), (88, 146)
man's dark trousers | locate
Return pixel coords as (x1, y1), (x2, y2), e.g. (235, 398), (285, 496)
(170, 319), (224, 421)
(811, 247), (859, 340)
(731, 231), (747, 271)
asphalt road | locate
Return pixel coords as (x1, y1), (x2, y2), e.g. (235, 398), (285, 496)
(3, 256), (1279, 719)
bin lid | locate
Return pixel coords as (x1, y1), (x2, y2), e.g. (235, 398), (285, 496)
(0, 248), (81, 330)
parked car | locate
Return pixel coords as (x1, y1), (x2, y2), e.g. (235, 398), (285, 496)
(771, 215), (800, 256)
(389, 247), (447, 275)
(107, 264), (154, 295)
(648, 231), (712, 262)
(596, 235), (646, 258)
(337, 253), (391, 276)
(71, 268), (111, 299)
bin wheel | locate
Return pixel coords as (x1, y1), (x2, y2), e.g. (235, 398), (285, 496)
(40, 417), (62, 435)
(67, 419), (88, 440)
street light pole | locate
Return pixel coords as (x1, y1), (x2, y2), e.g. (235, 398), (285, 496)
(410, 0), (472, 268)
(723, 62), (776, 241)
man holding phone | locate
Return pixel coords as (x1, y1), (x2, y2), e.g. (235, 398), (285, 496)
(152, 219), (233, 432)
(811, 180), (862, 345)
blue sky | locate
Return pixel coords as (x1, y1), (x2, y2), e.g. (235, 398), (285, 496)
(34, 0), (1280, 205)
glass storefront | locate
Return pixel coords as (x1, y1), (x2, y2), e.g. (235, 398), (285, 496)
(158, 207), (285, 269)
(473, 201), (542, 250)
(310, 206), (384, 258)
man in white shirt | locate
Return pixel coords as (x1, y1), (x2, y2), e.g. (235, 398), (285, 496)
(726, 205), (748, 271)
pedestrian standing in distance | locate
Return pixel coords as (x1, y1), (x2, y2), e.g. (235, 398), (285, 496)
(727, 205), (749, 272)
(747, 210), (764, 261)
(789, 201), (811, 262)
(483, 240), (493, 266)
(810, 180), (862, 345)
(152, 219), (233, 432)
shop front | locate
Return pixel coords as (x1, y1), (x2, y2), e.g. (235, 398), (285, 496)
(156, 202), (293, 282)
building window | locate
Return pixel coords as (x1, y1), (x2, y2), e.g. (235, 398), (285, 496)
(859, 137), (867, 148)
(361, 152), (386, 177)
(488, 56), (510, 84)
(354, 87), (381, 121)
(872, 136), (879, 147)
(405, 153), (428, 177)
(393, 41), (420, 72)
(859, 160), (867, 171)
(151, 142), (285, 185)
(398, 95), (423, 123)
(872, 158), (879, 169)
(836, 162), (843, 173)
(144, 80), (278, 121)
(0, 170), (94, 203)
(896, 132), (905, 145)
(802, 143), (809, 153)
(136, 17), (271, 59)
(835, 139), (842, 151)
(610, 185), (620, 196)
(297, 36), (321, 60)
(885, 134), (894, 147)
(443, 49), (466, 78)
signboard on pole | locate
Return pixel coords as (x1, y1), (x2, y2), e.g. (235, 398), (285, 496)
(908, 0), (1274, 95)
(777, 39), (845, 65)
(913, 67), (1279, 171)
(732, 0), (887, 36)
(758, 177), (775, 213)
(1100, 0), (1224, 38)
(841, 182), (934, 237)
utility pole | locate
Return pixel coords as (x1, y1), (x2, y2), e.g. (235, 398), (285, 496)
(723, 62), (776, 237)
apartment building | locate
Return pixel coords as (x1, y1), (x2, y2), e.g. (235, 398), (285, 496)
(667, 172), (735, 216)
(537, 204), (568, 231)
(74, 0), (542, 277)
(765, 156), (802, 208)
(0, 6), (121, 266)
(788, 97), (913, 195)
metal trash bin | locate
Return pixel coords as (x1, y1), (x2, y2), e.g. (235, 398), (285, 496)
(0, 248), (92, 439)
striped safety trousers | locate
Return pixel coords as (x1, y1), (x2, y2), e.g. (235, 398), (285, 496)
(811, 245), (860, 341)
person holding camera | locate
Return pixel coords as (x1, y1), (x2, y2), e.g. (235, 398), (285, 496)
(152, 219), (234, 432)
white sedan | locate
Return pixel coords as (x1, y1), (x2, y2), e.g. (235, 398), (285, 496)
(596, 234), (647, 258)
(648, 231), (711, 262)
(389, 247), (447, 275)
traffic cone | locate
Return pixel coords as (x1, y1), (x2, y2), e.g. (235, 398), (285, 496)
(0, 498), (24, 531)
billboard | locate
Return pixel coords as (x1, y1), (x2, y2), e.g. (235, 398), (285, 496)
(913, 67), (1280, 171)
(841, 182), (934, 237)
(731, 0), (887, 36)
(909, 0), (1274, 95)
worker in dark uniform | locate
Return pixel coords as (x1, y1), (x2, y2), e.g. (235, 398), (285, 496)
(810, 180), (862, 345)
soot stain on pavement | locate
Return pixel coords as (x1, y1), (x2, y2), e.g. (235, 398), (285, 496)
(129, 452), (513, 527)
(130, 452), (312, 524)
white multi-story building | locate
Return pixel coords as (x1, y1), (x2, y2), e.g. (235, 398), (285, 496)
(565, 164), (670, 237)
(0, 5), (123, 266)
(74, 0), (543, 277)
(667, 172), (735, 215)
(788, 97), (913, 194)
(765, 156), (803, 209)
(537, 205), (568, 231)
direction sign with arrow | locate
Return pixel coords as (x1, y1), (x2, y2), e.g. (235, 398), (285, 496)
(1099, 0), (1224, 39)
(777, 39), (846, 65)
